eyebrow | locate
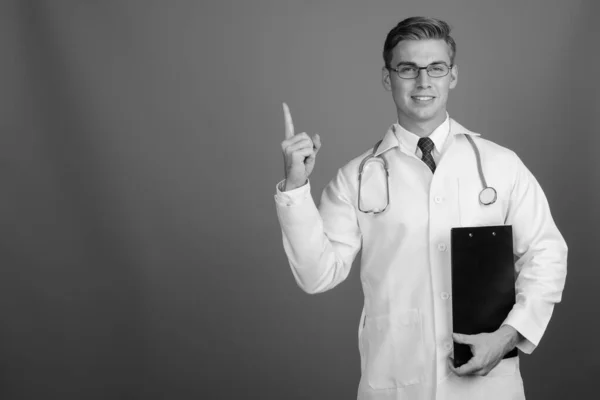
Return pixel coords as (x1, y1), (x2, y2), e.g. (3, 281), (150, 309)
(395, 60), (449, 67)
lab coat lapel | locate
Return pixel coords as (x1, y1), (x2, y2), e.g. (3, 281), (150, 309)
(437, 119), (481, 167)
(373, 126), (400, 157)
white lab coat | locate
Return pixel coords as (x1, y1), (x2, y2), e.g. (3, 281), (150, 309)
(274, 118), (567, 400)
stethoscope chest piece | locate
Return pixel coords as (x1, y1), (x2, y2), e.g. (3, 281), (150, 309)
(479, 187), (497, 206)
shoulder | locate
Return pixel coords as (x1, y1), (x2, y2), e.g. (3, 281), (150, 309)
(451, 118), (519, 165)
(467, 135), (517, 161)
(454, 125), (535, 190)
(325, 143), (381, 195)
(341, 145), (379, 176)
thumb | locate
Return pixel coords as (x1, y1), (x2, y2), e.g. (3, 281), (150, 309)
(312, 133), (322, 153)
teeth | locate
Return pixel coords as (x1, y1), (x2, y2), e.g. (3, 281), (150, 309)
(414, 96), (433, 100)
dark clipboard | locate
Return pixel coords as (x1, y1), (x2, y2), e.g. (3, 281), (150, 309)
(450, 225), (518, 368)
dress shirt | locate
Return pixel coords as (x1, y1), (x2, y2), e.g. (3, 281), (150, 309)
(393, 113), (451, 165)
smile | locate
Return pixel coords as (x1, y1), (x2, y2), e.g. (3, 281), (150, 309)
(412, 96), (435, 101)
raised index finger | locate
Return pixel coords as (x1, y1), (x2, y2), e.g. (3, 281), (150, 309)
(282, 102), (295, 139)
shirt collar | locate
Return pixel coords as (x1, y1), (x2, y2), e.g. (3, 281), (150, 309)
(394, 113), (450, 156)
(373, 115), (481, 157)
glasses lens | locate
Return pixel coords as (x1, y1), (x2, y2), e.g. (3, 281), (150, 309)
(427, 63), (449, 77)
(397, 66), (418, 79)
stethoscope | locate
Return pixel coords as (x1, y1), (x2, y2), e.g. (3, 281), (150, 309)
(357, 127), (497, 214)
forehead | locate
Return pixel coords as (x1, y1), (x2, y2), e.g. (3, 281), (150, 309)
(390, 39), (452, 65)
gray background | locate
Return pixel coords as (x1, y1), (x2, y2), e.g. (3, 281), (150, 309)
(1, 0), (598, 399)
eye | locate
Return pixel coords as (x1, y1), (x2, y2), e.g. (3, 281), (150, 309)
(429, 64), (446, 72)
(399, 66), (417, 73)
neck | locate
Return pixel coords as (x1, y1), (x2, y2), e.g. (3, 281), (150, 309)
(397, 112), (447, 137)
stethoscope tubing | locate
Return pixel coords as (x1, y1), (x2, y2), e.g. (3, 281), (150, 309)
(464, 135), (497, 206)
(358, 133), (496, 213)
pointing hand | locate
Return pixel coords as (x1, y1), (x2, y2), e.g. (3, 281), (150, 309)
(280, 102), (321, 191)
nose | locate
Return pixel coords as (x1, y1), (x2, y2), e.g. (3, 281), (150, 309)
(416, 68), (432, 88)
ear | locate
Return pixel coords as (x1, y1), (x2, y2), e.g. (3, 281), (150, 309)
(449, 64), (458, 89)
(382, 67), (392, 91)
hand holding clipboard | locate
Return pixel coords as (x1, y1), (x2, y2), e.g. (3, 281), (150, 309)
(450, 225), (519, 372)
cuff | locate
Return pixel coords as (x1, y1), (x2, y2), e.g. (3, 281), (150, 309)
(502, 315), (537, 354)
(274, 179), (311, 207)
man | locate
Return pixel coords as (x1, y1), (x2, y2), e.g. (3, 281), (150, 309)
(275, 17), (567, 400)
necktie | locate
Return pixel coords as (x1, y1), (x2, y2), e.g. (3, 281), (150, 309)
(417, 137), (436, 173)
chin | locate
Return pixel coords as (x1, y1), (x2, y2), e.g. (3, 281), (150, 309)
(409, 108), (440, 122)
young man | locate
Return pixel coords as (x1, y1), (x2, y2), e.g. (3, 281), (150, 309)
(275, 17), (567, 400)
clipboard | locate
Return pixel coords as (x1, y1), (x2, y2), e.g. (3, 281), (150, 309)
(450, 225), (518, 368)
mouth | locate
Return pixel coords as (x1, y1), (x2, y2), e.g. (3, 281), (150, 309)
(411, 96), (435, 103)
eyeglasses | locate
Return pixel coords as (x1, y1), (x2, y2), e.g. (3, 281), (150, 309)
(388, 62), (453, 79)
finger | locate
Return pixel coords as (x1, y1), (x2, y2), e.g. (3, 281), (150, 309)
(283, 102), (295, 139)
(282, 132), (311, 148)
(447, 357), (459, 374)
(452, 333), (474, 345)
(312, 133), (322, 153)
(281, 134), (311, 152)
(284, 139), (314, 154)
(451, 356), (482, 376)
(447, 357), (478, 377)
(305, 147), (317, 164)
(291, 147), (315, 161)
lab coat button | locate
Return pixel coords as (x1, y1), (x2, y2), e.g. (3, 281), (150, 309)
(434, 196), (443, 204)
(437, 243), (447, 251)
(444, 341), (453, 351)
(441, 292), (450, 300)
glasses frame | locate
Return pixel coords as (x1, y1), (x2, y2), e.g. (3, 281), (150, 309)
(388, 62), (453, 80)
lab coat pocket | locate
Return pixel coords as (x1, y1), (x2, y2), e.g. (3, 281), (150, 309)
(363, 309), (425, 390)
(457, 178), (504, 227)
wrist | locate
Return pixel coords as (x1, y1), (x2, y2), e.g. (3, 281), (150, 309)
(498, 325), (520, 351)
(284, 179), (307, 191)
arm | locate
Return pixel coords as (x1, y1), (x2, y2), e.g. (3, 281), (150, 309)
(501, 153), (568, 353)
(451, 152), (567, 376)
(275, 171), (362, 294)
(276, 103), (362, 294)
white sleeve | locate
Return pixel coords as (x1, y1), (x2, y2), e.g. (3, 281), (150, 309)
(274, 179), (311, 207)
(274, 171), (362, 294)
(501, 153), (568, 354)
